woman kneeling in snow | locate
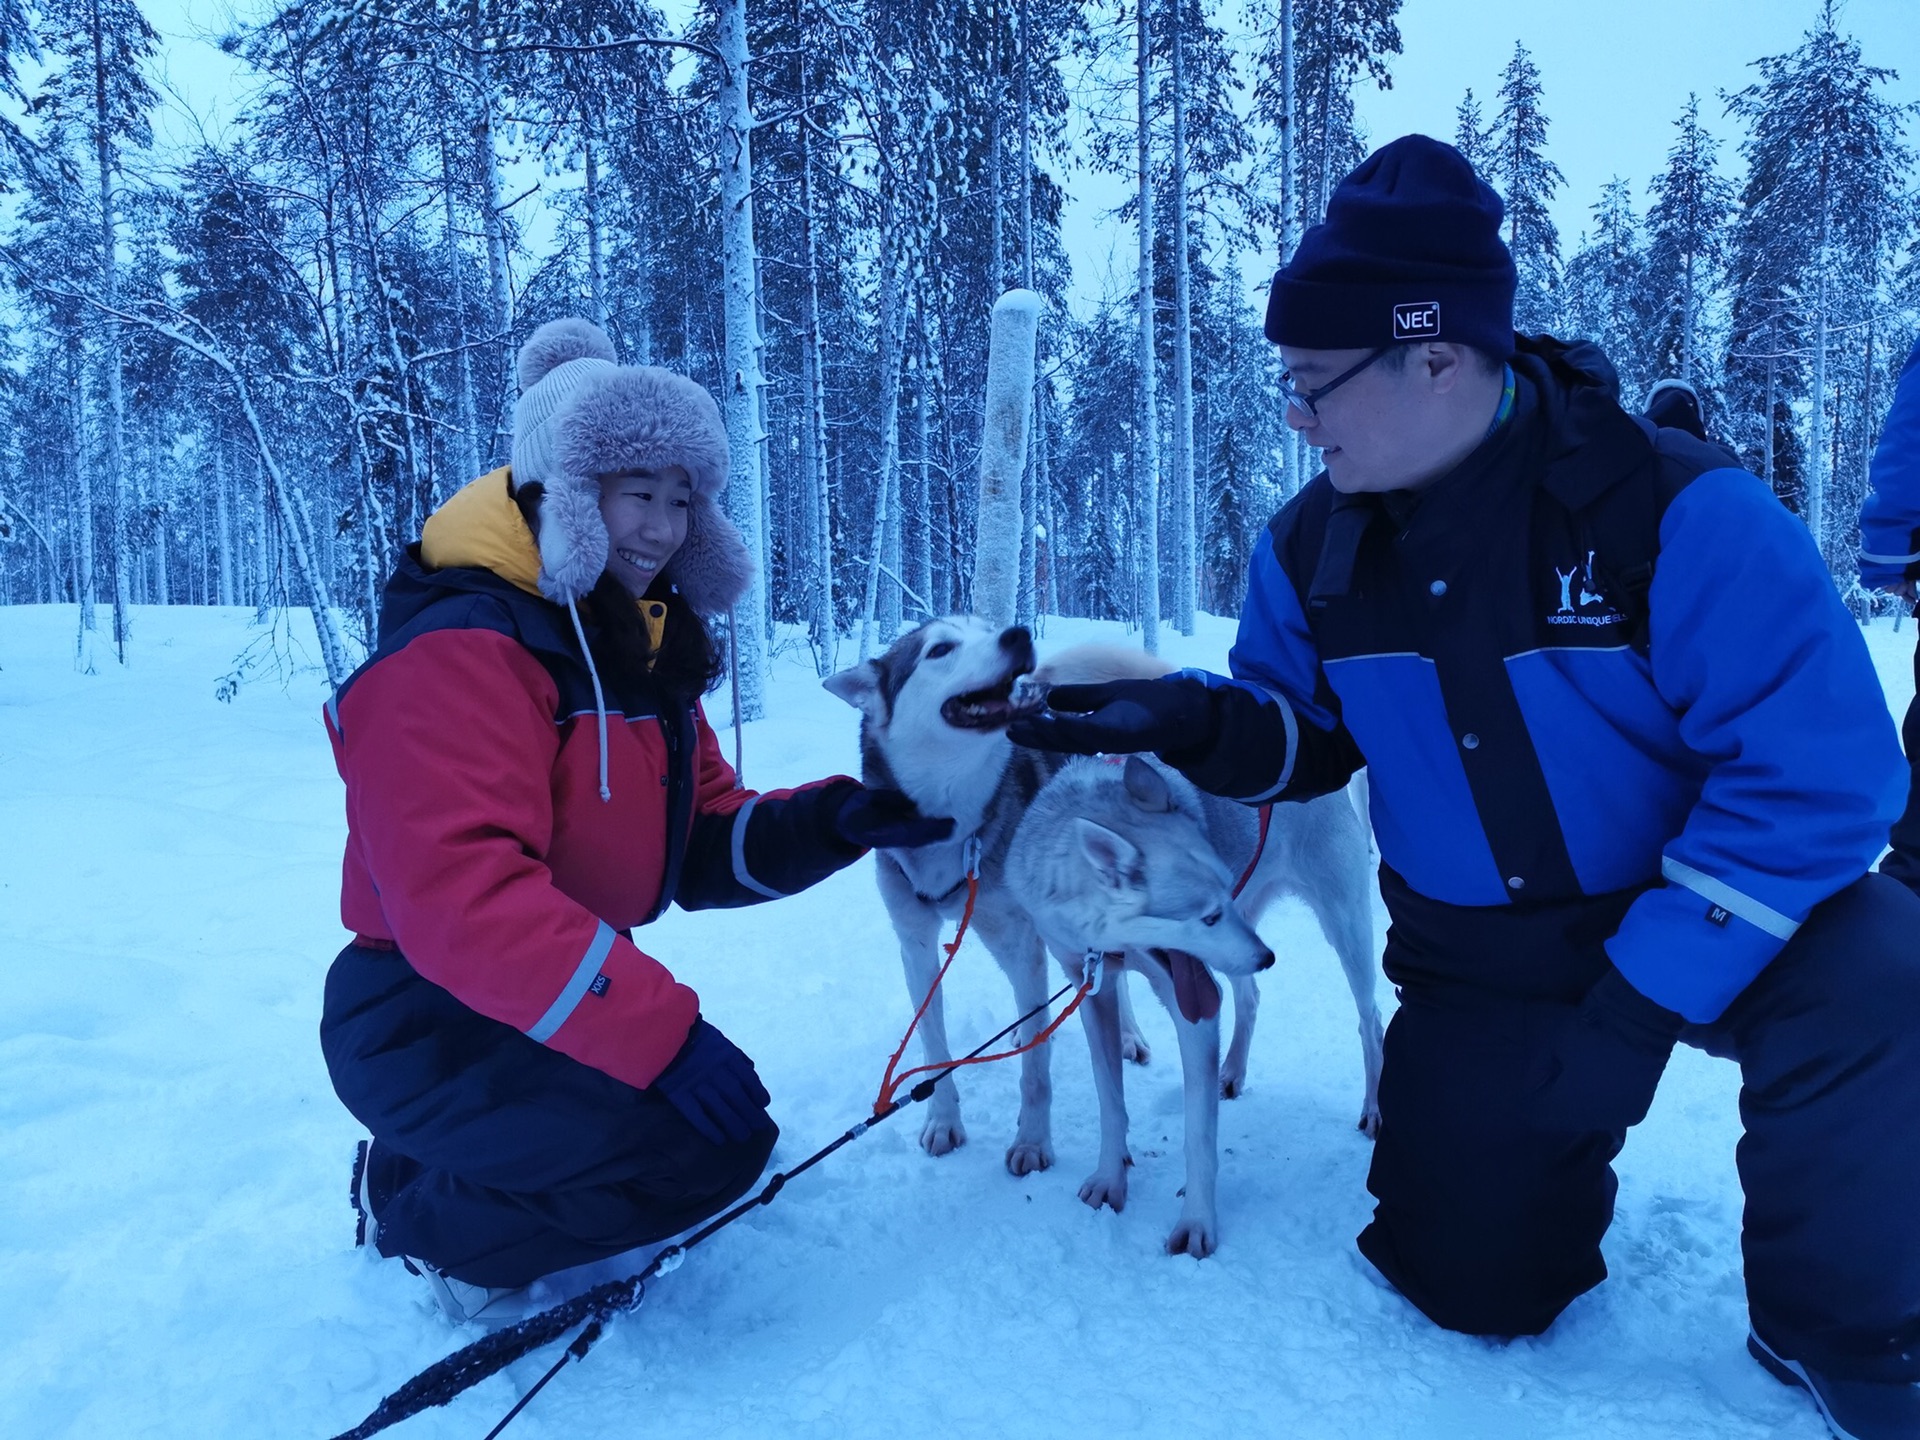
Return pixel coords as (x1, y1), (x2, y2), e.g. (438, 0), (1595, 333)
(320, 318), (950, 1323)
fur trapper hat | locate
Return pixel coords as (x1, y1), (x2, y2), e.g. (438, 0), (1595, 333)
(510, 317), (753, 615)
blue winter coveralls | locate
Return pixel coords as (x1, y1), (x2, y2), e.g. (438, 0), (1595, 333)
(1184, 336), (1920, 1381)
(1858, 331), (1920, 893)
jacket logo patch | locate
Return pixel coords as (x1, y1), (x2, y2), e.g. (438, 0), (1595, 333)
(589, 973), (612, 997)
(1548, 550), (1626, 628)
(1706, 905), (1731, 928)
(1392, 301), (1441, 340)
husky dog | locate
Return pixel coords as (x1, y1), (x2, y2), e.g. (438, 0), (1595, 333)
(824, 618), (1384, 1251)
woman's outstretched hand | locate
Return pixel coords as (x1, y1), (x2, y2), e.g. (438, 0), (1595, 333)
(832, 785), (956, 850)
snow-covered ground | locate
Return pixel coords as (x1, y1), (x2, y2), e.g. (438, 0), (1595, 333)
(4, 602), (1912, 1440)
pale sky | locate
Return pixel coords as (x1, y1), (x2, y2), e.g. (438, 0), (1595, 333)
(137, 0), (1919, 320)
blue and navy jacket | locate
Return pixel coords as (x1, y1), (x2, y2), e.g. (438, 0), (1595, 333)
(1182, 337), (1903, 1023)
(1858, 333), (1920, 589)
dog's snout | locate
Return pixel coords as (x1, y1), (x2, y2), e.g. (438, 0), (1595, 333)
(1000, 626), (1037, 672)
(1256, 948), (1276, 971)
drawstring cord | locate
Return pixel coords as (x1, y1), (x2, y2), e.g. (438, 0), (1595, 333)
(565, 598), (612, 803)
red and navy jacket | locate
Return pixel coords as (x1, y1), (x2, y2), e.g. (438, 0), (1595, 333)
(324, 471), (863, 1092)
(1178, 337), (1903, 1024)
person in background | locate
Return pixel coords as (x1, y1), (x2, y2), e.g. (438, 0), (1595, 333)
(1858, 332), (1920, 896)
(1013, 136), (1920, 1440)
(1643, 377), (1710, 441)
(320, 318), (951, 1323)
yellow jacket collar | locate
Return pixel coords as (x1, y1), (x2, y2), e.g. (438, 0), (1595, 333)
(420, 468), (666, 655)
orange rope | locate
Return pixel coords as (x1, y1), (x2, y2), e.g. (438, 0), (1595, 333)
(875, 975), (1095, 1113)
(873, 854), (983, 1116)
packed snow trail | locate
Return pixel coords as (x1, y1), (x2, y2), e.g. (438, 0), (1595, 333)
(5, 603), (1904, 1440)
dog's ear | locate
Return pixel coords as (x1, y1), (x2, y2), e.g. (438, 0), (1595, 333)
(1122, 756), (1175, 812)
(822, 663), (882, 722)
(1076, 818), (1146, 892)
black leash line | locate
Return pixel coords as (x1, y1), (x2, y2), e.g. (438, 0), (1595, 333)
(329, 980), (1080, 1440)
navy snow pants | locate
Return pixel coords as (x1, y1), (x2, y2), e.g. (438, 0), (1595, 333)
(320, 942), (777, 1289)
(1881, 627), (1920, 896)
(1357, 869), (1920, 1383)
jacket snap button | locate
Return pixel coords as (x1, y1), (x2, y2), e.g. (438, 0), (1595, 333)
(1507, 875), (1525, 891)
(1461, 733), (1480, 750)
(1430, 579), (1448, 597)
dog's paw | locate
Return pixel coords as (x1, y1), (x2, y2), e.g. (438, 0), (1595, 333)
(1219, 1066), (1247, 1099)
(1004, 1139), (1053, 1176)
(1166, 1213), (1219, 1259)
(1078, 1170), (1128, 1212)
(1120, 1032), (1151, 1066)
(920, 1116), (967, 1156)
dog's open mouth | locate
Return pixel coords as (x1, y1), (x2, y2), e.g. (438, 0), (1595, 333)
(1149, 947), (1222, 1024)
(940, 667), (1037, 730)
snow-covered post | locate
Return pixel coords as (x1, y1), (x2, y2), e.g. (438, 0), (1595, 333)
(972, 289), (1042, 628)
(716, 0), (768, 719)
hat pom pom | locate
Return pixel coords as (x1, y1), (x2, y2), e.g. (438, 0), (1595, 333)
(517, 318), (617, 394)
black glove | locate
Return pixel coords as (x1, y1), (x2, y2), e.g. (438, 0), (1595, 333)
(832, 784), (956, 850)
(652, 1018), (774, 1145)
(1005, 676), (1219, 762)
(1526, 968), (1685, 1133)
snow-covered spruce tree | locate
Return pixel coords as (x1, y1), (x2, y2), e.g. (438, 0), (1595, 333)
(1643, 93), (1732, 398)
(1563, 178), (1653, 402)
(34, 0), (160, 664)
(1289, 0), (1401, 234)
(1725, 2), (1912, 567)
(1489, 41), (1563, 335)
(1453, 87), (1492, 176)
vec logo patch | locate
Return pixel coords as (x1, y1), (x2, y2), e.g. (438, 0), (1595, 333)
(1392, 301), (1441, 340)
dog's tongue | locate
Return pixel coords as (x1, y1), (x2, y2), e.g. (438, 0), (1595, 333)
(1168, 949), (1221, 1024)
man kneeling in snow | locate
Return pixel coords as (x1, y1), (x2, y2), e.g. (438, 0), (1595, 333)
(1013, 135), (1920, 1440)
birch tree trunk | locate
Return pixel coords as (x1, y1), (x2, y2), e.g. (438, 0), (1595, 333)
(1169, 0), (1196, 633)
(1135, 1), (1162, 654)
(857, 231), (911, 660)
(1278, 0), (1304, 497)
(468, 43), (515, 463)
(68, 340), (97, 666)
(801, 122), (835, 671)
(1807, 198), (1830, 560)
(92, 0), (131, 662)
(716, 0), (768, 717)
(582, 114), (608, 329)
(973, 290), (1041, 628)
(214, 436), (235, 606)
(440, 128), (484, 488)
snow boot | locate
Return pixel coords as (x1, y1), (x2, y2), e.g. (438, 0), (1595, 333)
(401, 1258), (528, 1327)
(1749, 1329), (1920, 1440)
(349, 1139), (379, 1249)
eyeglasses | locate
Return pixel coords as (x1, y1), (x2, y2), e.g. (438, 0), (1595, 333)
(1278, 347), (1392, 419)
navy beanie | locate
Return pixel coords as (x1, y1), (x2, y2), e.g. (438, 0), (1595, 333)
(1265, 134), (1517, 358)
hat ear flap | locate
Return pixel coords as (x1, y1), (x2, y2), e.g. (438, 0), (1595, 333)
(665, 492), (754, 616)
(533, 478), (609, 605)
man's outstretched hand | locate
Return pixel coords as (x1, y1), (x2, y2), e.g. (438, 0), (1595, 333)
(1007, 675), (1218, 760)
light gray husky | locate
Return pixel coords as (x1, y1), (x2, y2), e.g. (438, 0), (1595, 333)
(824, 617), (1383, 1255)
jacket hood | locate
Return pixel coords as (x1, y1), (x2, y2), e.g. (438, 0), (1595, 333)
(1512, 334), (1657, 512)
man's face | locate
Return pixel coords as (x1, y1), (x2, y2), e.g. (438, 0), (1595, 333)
(1279, 344), (1462, 494)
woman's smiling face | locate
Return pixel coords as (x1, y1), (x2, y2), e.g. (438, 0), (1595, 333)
(596, 466), (692, 596)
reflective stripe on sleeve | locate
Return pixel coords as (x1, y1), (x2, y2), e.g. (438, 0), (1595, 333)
(730, 795), (785, 899)
(1859, 548), (1920, 565)
(525, 920), (617, 1043)
(1236, 683), (1300, 804)
(1661, 857), (1801, 941)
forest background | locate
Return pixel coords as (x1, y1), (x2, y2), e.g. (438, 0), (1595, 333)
(0, 0), (1914, 719)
